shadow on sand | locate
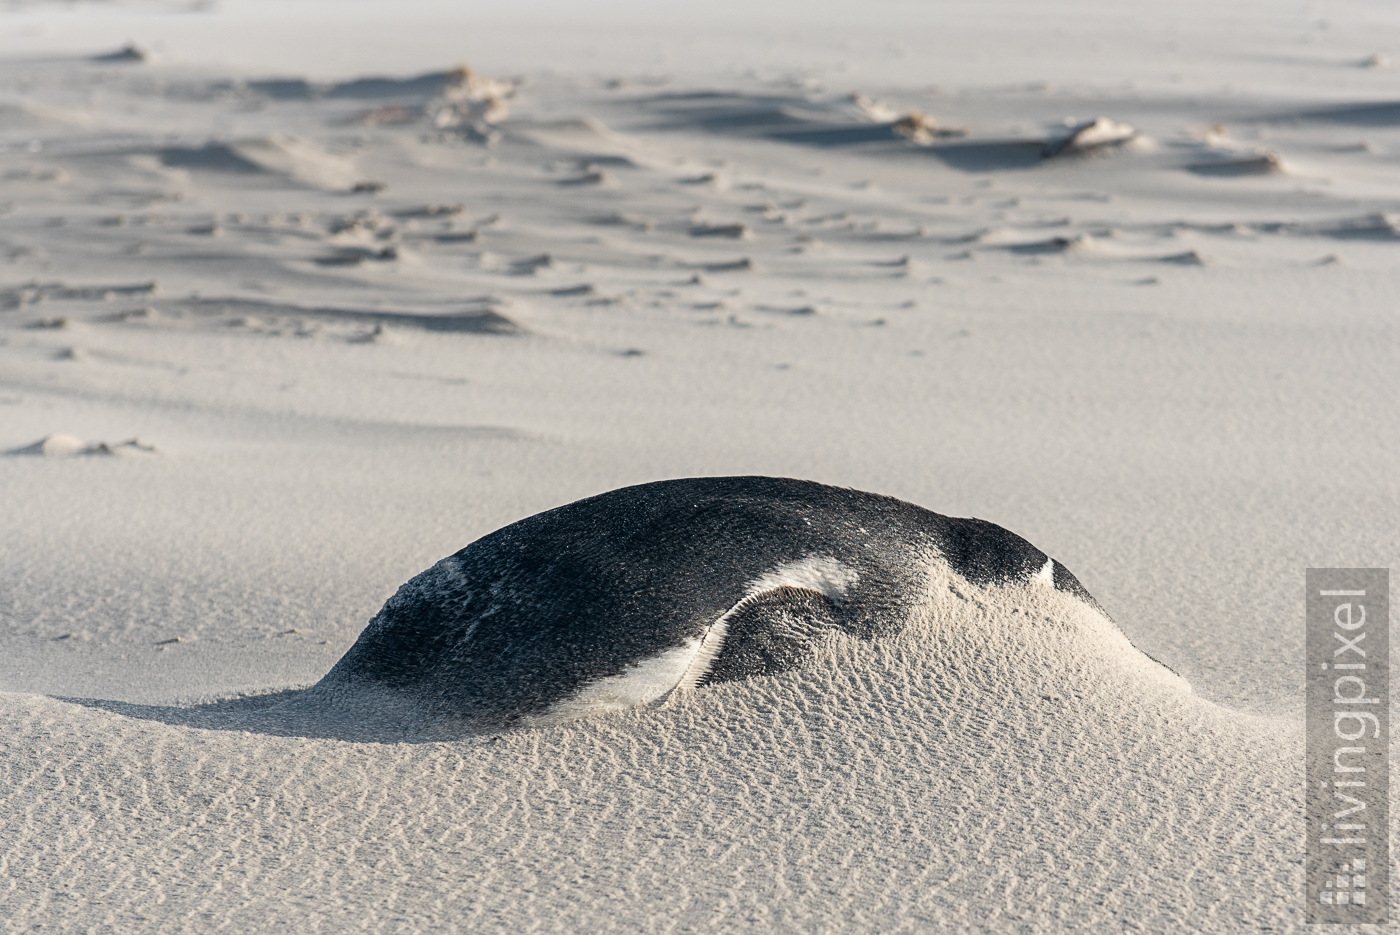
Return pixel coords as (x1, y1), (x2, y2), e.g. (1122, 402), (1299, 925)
(58, 689), (482, 744)
(162, 297), (525, 335)
(634, 91), (1051, 171)
(1292, 100), (1400, 127)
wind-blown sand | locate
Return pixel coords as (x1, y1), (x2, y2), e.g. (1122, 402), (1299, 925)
(0, 1), (1397, 930)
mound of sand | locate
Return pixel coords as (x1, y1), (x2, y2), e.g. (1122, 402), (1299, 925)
(229, 136), (360, 190)
(159, 136), (358, 190)
(1042, 116), (1142, 158)
(893, 111), (966, 144)
(508, 116), (658, 168)
(7, 433), (155, 457)
(0, 101), (79, 132)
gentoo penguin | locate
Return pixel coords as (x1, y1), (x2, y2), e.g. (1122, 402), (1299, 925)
(312, 476), (1162, 730)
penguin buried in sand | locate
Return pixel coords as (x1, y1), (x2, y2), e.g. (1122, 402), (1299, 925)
(311, 476), (1182, 732)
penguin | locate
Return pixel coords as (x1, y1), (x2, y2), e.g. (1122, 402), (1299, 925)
(312, 476), (1149, 730)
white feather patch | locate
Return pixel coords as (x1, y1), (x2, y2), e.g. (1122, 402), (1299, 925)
(541, 555), (859, 723)
(1033, 557), (1055, 585)
(538, 637), (703, 724)
(750, 555), (860, 604)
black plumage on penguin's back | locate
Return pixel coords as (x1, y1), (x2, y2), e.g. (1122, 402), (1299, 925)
(321, 476), (1103, 724)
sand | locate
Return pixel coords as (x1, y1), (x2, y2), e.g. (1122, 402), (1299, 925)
(0, 0), (1397, 930)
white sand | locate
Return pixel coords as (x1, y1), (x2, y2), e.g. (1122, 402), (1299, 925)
(0, 1), (1397, 930)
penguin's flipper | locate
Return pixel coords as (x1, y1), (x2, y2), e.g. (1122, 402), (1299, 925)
(677, 585), (840, 690)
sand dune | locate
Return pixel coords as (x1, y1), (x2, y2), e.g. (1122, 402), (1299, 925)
(159, 136), (360, 190)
